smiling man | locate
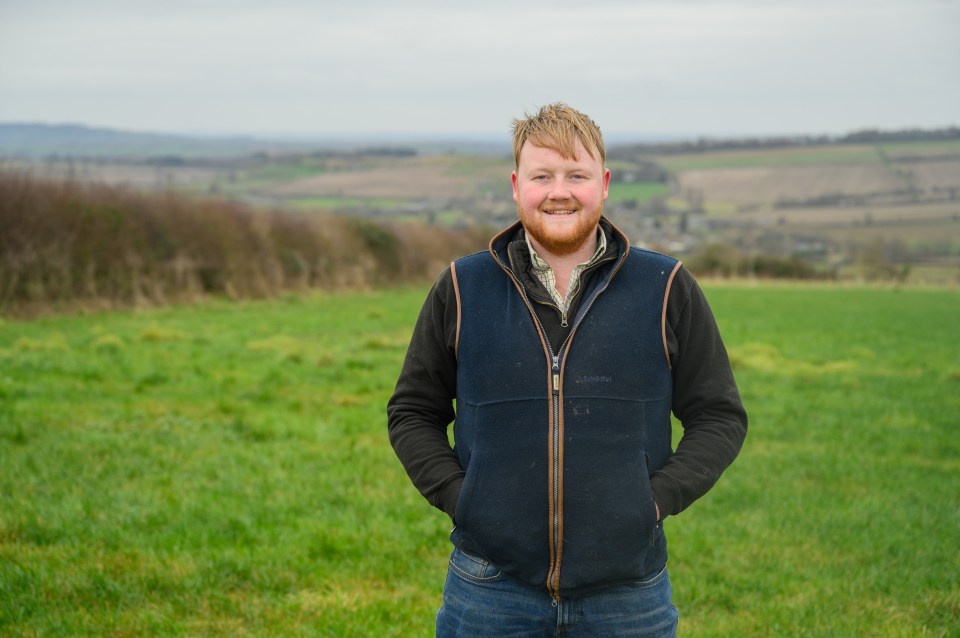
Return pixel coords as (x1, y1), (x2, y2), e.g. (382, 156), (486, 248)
(513, 133), (609, 259)
(387, 103), (747, 637)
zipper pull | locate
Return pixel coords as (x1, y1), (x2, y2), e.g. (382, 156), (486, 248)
(552, 356), (560, 392)
(560, 311), (568, 328)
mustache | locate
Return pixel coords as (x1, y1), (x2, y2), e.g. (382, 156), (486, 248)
(540, 199), (581, 211)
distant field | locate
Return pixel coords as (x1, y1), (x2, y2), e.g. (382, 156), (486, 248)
(660, 141), (960, 273)
(735, 201), (960, 227)
(286, 196), (408, 211)
(10, 139), (956, 214)
(655, 139), (959, 173)
(815, 220), (960, 256)
(1, 160), (226, 191)
(676, 165), (906, 206)
(878, 140), (960, 158)
(605, 181), (670, 204)
(261, 155), (507, 200)
(1, 284), (958, 636)
(6, 138), (958, 280)
(235, 161), (327, 185)
(656, 144), (886, 172)
(910, 160), (960, 192)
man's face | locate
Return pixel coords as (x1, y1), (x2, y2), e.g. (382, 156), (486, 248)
(511, 137), (610, 257)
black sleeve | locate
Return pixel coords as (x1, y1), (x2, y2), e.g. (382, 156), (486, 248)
(650, 266), (748, 518)
(386, 268), (464, 520)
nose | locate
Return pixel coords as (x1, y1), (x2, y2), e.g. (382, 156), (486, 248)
(547, 179), (572, 200)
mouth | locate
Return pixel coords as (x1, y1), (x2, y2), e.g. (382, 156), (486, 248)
(542, 208), (578, 216)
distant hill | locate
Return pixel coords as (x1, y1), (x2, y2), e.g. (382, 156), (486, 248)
(8, 122), (957, 162)
(0, 123), (511, 160)
(0, 123), (314, 159)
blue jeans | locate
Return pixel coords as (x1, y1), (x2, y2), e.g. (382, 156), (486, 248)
(436, 547), (678, 637)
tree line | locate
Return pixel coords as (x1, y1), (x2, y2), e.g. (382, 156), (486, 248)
(609, 126), (960, 158)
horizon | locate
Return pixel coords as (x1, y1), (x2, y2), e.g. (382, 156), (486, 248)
(4, 120), (958, 150)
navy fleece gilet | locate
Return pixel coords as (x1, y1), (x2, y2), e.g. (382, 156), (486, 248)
(450, 244), (679, 597)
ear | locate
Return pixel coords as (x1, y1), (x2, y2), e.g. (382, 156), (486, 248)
(511, 171), (519, 203)
(602, 168), (611, 200)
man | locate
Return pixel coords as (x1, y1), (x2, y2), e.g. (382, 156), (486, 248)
(387, 103), (747, 637)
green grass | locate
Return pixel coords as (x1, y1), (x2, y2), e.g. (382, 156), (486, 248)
(605, 181), (671, 204)
(240, 162), (327, 184)
(215, 161), (328, 197)
(1, 285), (958, 636)
(675, 284), (959, 636)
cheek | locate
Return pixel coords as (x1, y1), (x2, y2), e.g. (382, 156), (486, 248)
(573, 186), (604, 207)
(519, 187), (545, 210)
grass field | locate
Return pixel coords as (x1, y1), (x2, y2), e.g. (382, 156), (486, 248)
(1, 284), (958, 636)
(656, 144), (887, 172)
(654, 139), (960, 172)
(605, 181), (671, 204)
(879, 140), (960, 159)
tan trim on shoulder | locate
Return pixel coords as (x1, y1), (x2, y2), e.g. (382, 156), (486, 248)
(450, 261), (462, 357)
(488, 221), (520, 258)
(662, 261), (683, 370)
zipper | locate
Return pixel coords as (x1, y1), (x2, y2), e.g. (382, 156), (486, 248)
(493, 248), (565, 600)
(490, 232), (627, 603)
(548, 354), (561, 600)
(541, 252), (629, 601)
(522, 252), (616, 333)
(517, 288), (565, 602)
(529, 295), (567, 329)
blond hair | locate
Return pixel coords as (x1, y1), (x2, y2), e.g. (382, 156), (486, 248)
(511, 102), (605, 168)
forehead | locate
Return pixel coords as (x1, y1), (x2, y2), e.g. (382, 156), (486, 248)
(517, 137), (601, 169)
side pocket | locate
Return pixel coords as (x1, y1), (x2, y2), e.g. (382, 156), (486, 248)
(448, 547), (503, 583)
(454, 456), (481, 528)
(640, 453), (659, 546)
(634, 564), (669, 589)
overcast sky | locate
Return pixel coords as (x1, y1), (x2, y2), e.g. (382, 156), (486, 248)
(1, 0), (957, 140)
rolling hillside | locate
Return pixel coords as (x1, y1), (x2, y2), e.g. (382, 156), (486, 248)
(3, 125), (959, 283)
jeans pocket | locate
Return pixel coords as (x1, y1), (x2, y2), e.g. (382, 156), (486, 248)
(448, 547), (503, 584)
(634, 564), (669, 589)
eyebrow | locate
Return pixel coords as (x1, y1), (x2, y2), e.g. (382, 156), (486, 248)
(525, 165), (597, 174)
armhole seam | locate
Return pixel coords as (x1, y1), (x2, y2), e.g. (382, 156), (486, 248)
(661, 261), (683, 370)
(451, 261), (462, 358)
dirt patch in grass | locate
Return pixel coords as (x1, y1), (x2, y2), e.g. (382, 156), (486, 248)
(677, 165), (905, 205)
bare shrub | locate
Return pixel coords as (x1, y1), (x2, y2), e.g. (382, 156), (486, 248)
(391, 222), (490, 281)
(685, 242), (828, 280)
(0, 170), (488, 316)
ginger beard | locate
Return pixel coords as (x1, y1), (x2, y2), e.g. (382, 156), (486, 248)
(517, 198), (603, 257)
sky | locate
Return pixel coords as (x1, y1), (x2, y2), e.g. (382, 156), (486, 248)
(0, 0), (958, 140)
